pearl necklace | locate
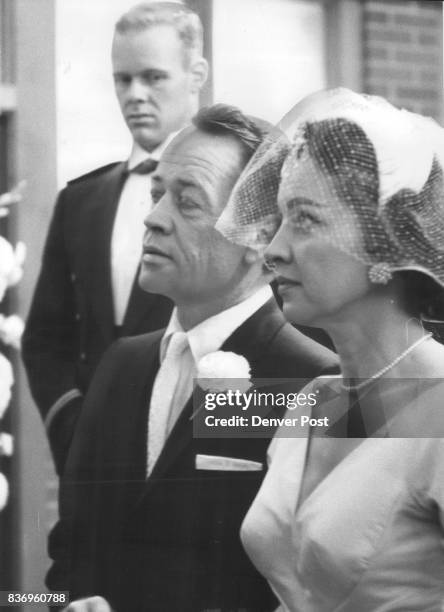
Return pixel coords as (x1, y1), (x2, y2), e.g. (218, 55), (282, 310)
(341, 332), (433, 393)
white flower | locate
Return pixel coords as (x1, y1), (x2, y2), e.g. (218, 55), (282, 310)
(0, 238), (26, 300)
(0, 315), (24, 349)
(0, 238), (16, 281)
(0, 182), (26, 219)
(0, 472), (8, 511)
(197, 351), (252, 392)
(7, 241), (27, 286)
(0, 353), (13, 419)
(0, 433), (13, 456)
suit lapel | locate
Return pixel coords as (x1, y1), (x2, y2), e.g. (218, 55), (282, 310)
(108, 333), (163, 511)
(111, 338), (160, 465)
(87, 163), (127, 344)
(142, 299), (285, 488)
(145, 394), (194, 485)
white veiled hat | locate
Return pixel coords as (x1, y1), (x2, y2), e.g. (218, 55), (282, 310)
(216, 87), (444, 293)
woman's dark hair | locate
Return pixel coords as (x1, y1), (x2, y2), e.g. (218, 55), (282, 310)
(302, 118), (398, 261)
(396, 270), (444, 321)
(303, 117), (379, 210)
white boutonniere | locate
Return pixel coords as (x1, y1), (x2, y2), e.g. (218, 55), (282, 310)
(190, 351), (253, 421)
(196, 350), (252, 393)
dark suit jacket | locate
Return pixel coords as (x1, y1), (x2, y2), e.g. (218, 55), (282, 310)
(47, 299), (338, 612)
(21, 162), (173, 471)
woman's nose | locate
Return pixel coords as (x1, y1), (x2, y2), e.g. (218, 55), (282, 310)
(265, 224), (291, 268)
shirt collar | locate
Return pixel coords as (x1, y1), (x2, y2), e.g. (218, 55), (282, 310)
(160, 285), (273, 364)
(127, 130), (182, 170)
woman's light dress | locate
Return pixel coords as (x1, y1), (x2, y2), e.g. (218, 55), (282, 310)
(241, 377), (444, 612)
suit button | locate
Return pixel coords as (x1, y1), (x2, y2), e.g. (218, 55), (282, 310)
(80, 352), (87, 362)
(71, 272), (77, 282)
(75, 313), (81, 321)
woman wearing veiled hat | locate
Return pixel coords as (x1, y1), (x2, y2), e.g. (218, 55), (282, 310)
(217, 88), (444, 611)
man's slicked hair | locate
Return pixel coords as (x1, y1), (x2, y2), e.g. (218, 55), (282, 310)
(115, 2), (204, 66)
(192, 104), (272, 164)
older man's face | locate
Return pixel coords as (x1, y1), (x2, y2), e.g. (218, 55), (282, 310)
(139, 127), (247, 304)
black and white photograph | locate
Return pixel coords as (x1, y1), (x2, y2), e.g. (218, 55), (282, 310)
(1, 0), (444, 610)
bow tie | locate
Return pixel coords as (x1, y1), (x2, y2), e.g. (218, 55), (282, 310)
(130, 158), (158, 175)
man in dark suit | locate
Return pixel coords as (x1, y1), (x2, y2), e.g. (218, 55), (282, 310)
(48, 105), (338, 612)
(22, 2), (208, 474)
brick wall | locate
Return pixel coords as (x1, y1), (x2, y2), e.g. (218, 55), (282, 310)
(363, 0), (443, 121)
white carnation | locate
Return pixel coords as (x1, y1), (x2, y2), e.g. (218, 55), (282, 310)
(0, 472), (8, 511)
(0, 315), (24, 349)
(0, 433), (13, 456)
(0, 238), (26, 294)
(197, 351), (251, 392)
(0, 354), (13, 419)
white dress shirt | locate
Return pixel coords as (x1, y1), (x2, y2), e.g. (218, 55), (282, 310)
(111, 135), (177, 325)
(147, 285), (273, 474)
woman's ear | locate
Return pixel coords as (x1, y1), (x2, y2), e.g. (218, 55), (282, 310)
(189, 58), (209, 93)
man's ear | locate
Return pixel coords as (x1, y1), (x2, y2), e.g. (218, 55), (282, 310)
(189, 57), (209, 93)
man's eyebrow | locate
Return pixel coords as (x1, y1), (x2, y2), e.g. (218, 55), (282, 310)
(151, 175), (204, 197)
(175, 178), (200, 190)
(175, 178), (209, 202)
(141, 68), (168, 74)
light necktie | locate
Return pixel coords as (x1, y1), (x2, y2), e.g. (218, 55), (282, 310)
(147, 332), (190, 477)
